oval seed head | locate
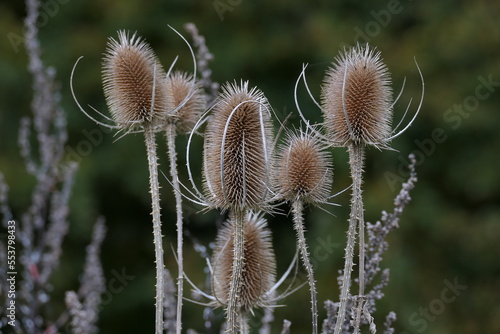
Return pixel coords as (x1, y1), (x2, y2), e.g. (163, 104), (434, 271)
(203, 81), (273, 211)
(212, 212), (276, 311)
(275, 130), (333, 204)
(102, 30), (169, 130)
(165, 71), (206, 134)
(321, 43), (393, 146)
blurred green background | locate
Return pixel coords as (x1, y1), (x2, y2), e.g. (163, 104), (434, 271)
(1, 0), (499, 333)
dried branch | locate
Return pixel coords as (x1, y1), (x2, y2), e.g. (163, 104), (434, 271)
(65, 217), (107, 334)
(184, 23), (219, 105)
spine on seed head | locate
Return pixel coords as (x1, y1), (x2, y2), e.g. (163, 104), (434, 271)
(102, 30), (169, 130)
(203, 81), (273, 211)
(321, 43), (393, 147)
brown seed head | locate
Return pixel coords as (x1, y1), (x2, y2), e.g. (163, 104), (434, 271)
(275, 130), (333, 204)
(165, 71), (206, 134)
(321, 44), (393, 146)
(212, 212), (276, 311)
(203, 81), (273, 211)
(102, 30), (168, 130)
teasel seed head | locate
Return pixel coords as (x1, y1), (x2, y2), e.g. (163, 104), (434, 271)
(275, 129), (333, 205)
(212, 212), (276, 311)
(321, 43), (393, 147)
(102, 30), (169, 130)
(203, 81), (273, 211)
(165, 71), (206, 134)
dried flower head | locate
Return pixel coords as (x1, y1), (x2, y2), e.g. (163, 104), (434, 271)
(203, 81), (273, 211)
(212, 212), (276, 311)
(275, 129), (333, 205)
(321, 43), (392, 146)
(102, 30), (169, 130)
(165, 71), (206, 134)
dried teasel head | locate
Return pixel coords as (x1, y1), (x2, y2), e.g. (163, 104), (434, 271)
(203, 81), (273, 211)
(212, 212), (276, 311)
(275, 129), (333, 205)
(102, 30), (169, 130)
(165, 71), (206, 134)
(321, 43), (393, 147)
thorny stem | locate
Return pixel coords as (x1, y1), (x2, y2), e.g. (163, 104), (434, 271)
(292, 200), (318, 334)
(165, 124), (184, 333)
(351, 144), (366, 334)
(144, 126), (164, 334)
(334, 144), (365, 334)
(227, 209), (246, 333)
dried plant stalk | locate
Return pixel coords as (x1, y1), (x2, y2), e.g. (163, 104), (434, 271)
(321, 44), (393, 334)
(292, 200), (319, 334)
(164, 71), (205, 333)
(275, 130), (333, 334)
(102, 31), (168, 334)
(203, 81), (273, 332)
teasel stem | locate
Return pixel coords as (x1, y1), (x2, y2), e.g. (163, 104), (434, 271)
(334, 143), (365, 334)
(165, 123), (184, 333)
(144, 125), (165, 334)
(238, 312), (249, 334)
(227, 209), (246, 333)
(291, 200), (318, 334)
(350, 144), (366, 334)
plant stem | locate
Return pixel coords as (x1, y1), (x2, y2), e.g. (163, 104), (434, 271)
(334, 144), (365, 334)
(350, 144), (365, 334)
(144, 126), (164, 334)
(227, 209), (245, 333)
(292, 200), (318, 334)
(238, 312), (249, 334)
(165, 124), (184, 334)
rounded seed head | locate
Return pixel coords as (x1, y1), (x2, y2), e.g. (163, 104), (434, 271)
(203, 81), (273, 211)
(165, 71), (206, 134)
(102, 30), (168, 130)
(275, 130), (333, 204)
(212, 213), (276, 311)
(321, 44), (393, 146)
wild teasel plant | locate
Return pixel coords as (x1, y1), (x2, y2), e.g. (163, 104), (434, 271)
(65, 20), (422, 332)
(163, 69), (206, 333)
(317, 43), (424, 333)
(14, 0), (425, 330)
(71, 26), (207, 333)
(274, 128), (333, 334)
(186, 80), (274, 332)
(101, 30), (169, 334)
